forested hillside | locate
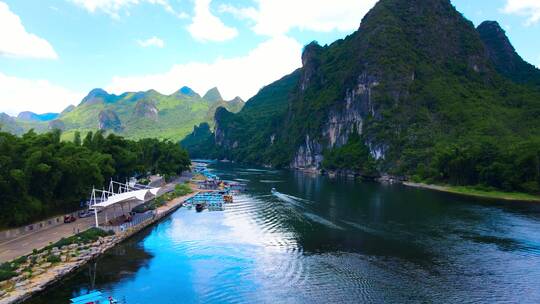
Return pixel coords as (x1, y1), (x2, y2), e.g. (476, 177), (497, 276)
(0, 130), (190, 228)
(185, 0), (540, 195)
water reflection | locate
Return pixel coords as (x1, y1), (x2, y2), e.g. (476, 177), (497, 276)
(25, 164), (540, 303)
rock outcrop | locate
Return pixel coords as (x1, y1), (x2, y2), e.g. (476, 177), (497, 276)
(133, 100), (159, 121)
(48, 119), (65, 131)
(98, 109), (122, 131)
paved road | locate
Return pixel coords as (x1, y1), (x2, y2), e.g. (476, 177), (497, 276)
(0, 216), (95, 263)
(0, 177), (191, 263)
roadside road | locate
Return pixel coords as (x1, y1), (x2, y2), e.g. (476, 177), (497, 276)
(0, 216), (94, 263)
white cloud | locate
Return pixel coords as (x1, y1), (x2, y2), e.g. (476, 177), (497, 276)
(220, 0), (378, 37)
(503, 0), (540, 25)
(69, 0), (186, 19)
(69, 0), (137, 18)
(0, 2), (58, 59)
(187, 0), (238, 42)
(0, 72), (84, 116)
(107, 35), (302, 100)
(137, 36), (165, 48)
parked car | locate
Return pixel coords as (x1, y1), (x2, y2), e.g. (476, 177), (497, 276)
(64, 215), (77, 223)
(78, 210), (91, 218)
(79, 209), (100, 218)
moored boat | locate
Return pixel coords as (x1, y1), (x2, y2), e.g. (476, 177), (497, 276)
(70, 290), (124, 304)
(195, 203), (205, 212)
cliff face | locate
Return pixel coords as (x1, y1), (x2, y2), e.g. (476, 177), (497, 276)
(290, 71), (381, 170)
(207, 0), (540, 176)
(98, 109), (122, 132)
(133, 100), (159, 121)
(281, 0), (491, 171)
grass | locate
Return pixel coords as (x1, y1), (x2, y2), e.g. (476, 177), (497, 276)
(44, 228), (114, 251)
(405, 182), (540, 202)
(133, 183), (193, 213)
(445, 186), (540, 202)
(0, 263), (17, 282)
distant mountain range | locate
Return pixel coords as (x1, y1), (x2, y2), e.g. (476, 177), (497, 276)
(0, 86), (244, 141)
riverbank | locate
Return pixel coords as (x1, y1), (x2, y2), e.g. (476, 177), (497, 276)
(403, 182), (540, 203)
(0, 189), (199, 304)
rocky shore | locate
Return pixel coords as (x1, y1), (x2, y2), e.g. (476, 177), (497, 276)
(0, 235), (119, 304)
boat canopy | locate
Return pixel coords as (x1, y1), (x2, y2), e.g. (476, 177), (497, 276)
(70, 291), (103, 304)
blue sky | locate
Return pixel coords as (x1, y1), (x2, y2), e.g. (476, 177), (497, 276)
(0, 0), (539, 115)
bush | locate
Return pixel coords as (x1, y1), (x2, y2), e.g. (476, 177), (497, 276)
(138, 178), (150, 185)
(46, 255), (61, 263)
(0, 269), (16, 282)
(174, 184), (192, 197)
(0, 263), (16, 282)
(44, 228), (114, 250)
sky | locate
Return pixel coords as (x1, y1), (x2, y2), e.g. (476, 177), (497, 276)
(0, 0), (539, 116)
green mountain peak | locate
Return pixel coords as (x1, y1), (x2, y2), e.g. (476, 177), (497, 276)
(203, 87), (224, 103)
(477, 20), (540, 85)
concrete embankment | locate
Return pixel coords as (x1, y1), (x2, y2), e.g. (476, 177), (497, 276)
(0, 191), (198, 304)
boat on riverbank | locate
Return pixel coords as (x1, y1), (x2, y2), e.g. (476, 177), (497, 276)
(70, 290), (124, 304)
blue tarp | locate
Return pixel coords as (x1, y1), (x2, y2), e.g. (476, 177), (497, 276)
(70, 291), (103, 303)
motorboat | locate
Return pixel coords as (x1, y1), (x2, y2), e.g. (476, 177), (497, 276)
(70, 290), (124, 304)
(195, 203), (205, 212)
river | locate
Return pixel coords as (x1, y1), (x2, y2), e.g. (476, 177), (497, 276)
(24, 164), (540, 303)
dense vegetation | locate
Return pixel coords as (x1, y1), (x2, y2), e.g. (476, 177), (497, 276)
(477, 21), (540, 86)
(322, 133), (378, 177)
(0, 129), (190, 228)
(180, 123), (219, 159)
(210, 71), (301, 165)
(185, 0), (540, 196)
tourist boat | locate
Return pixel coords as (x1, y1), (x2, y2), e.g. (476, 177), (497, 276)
(223, 194), (233, 203)
(70, 290), (124, 304)
(195, 203), (205, 212)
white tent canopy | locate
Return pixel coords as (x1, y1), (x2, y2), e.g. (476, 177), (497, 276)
(88, 180), (161, 228)
(91, 188), (160, 209)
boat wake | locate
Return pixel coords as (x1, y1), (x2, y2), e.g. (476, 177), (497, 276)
(272, 192), (305, 209)
(342, 220), (385, 237)
(303, 213), (344, 230)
